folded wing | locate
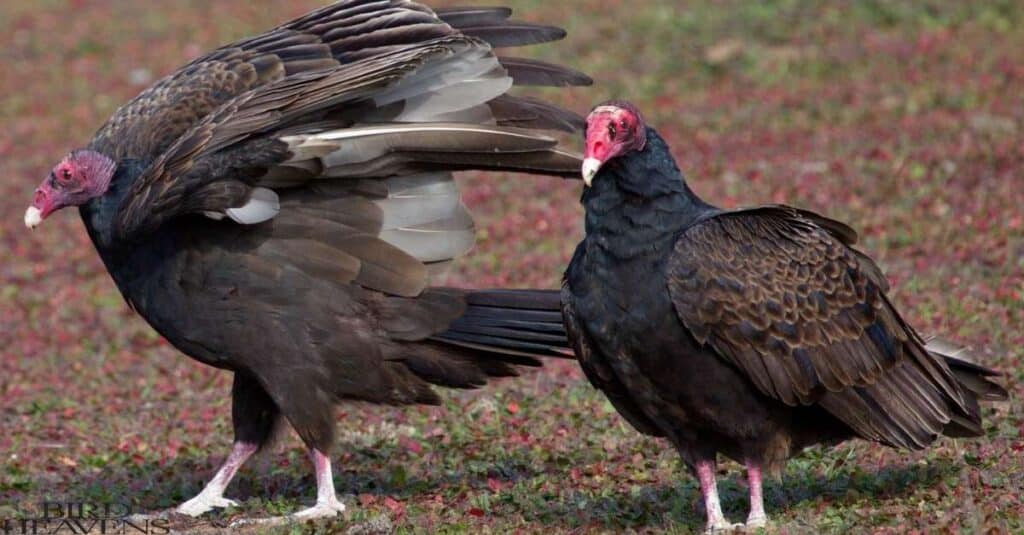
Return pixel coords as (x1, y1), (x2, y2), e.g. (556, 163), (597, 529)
(666, 206), (977, 449)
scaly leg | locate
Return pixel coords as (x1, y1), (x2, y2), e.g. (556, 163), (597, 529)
(696, 459), (742, 533)
(177, 441), (258, 516)
(231, 447), (346, 527)
(745, 460), (768, 529)
(290, 448), (346, 519)
(235, 444), (352, 524)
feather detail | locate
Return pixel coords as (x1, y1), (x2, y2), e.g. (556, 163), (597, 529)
(499, 57), (593, 87)
(373, 173), (476, 263)
(456, 22), (566, 48)
(434, 7), (513, 27)
(225, 187), (280, 224)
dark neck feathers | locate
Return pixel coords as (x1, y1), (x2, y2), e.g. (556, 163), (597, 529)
(581, 128), (717, 260)
(79, 158), (146, 252)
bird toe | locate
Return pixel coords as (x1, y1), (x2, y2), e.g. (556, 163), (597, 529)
(176, 494), (238, 517)
(745, 513), (768, 530)
(291, 499), (346, 520)
(705, 521), (745, 534)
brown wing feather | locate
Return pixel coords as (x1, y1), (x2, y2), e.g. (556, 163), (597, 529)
(113, 39), (467, 240)
(785, 205), (891, 291)
(216, 189), (427, 299)
(89, 0), (464, 160)
(88, 58), (276, 161)
(667, 206), (970, 448)
(105, 2), (587, 302)
(106, 1), (589, 243)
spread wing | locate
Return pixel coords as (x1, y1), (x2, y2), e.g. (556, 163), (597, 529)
(89, 1), (584, 161)
(91, 2), (589, 298)
(667, 205), (972, 448)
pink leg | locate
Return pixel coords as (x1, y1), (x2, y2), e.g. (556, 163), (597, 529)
(290, 448), (346, 519)
(696, 459), (733, 532)
(177, 441), (258, 516)
(746, 461), (767, 528)
(227, 447), (346, 527)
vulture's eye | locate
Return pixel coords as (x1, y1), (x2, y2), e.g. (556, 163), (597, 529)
(52, 168), (72, 187)
(607, 124), (617, 140)
(620, 119), (628, 129)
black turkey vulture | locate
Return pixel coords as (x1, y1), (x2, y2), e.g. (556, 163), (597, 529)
(25, 1), (586, 521)
(561, 101), (1008, 532)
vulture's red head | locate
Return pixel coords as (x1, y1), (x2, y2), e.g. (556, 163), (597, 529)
(26, 150), (116, 228)
(581, 101), (646, 186)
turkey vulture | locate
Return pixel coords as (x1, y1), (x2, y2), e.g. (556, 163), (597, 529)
(561, 101), (1008, 532)
(24, 1), (587, 521)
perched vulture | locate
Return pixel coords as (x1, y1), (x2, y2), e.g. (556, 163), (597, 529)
(561, 101), (1008, 532)
(25, 1), (586, 521)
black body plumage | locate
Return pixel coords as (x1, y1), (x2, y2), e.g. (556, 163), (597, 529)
(562, 126), (1007, 480)
(74, 1), (585, 465)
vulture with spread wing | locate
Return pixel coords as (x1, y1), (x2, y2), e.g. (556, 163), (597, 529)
(561, 101), (1008, 533)
(26, 1), (586, 520)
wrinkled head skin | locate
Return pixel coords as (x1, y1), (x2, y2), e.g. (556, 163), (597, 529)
(581, 100), (646, 186)
(25, 150), (116, 229)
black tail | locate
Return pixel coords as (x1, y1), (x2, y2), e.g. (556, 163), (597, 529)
(924, 338), (1009, 437)
(432, 289), (574, 360)
(391, 289), (572, 399)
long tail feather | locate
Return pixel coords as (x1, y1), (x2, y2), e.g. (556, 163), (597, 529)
(923, 337), (1008, 438)
(925, 338), (1009, 402)
(433, 289), (573, 359)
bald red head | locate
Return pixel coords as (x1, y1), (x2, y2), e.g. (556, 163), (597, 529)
(581, 101), (646, 185)
(26, 150), (116, 228)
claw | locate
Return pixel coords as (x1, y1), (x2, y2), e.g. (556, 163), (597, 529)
(292, 499), (346, 520)
(229, 499), (346, 528)
(704, 521), (745, 534)
(230, 448), (346, 527)
(176, 494), (239, 517)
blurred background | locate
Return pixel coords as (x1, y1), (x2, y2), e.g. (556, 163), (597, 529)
(1, 1), (1021, 533)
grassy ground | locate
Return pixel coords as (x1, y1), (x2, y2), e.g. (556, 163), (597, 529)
(2, 1), (1022, 533)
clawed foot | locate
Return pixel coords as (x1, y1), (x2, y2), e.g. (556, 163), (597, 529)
(176, 494), (239, 517)
(292, 498), (346, 520)
(229, 498), (346, 527)
(745, 513), (768, 530)
(705, 521), (745, 533)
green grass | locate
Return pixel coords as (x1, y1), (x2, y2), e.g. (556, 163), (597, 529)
(1, 1), (1021, 533)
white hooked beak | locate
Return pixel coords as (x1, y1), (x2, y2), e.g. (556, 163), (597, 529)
(581, 158), (602, 187)
(24, 206), (42, 229)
